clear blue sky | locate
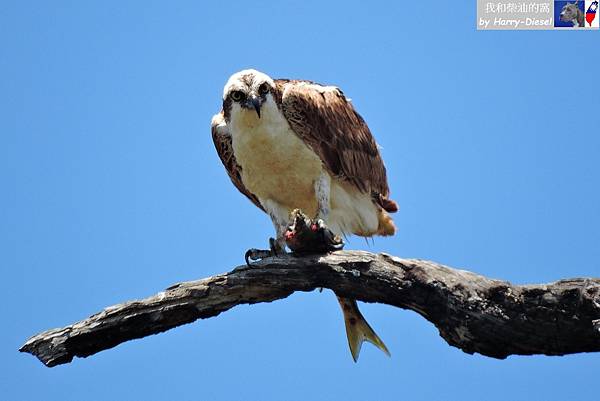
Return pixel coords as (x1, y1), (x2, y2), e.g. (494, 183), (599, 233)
(2, 2), (599, 400)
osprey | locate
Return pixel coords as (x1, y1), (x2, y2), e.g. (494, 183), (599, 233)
(211, 69), (398, 361)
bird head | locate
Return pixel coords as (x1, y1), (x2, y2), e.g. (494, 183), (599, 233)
(222, 69), (275, 120)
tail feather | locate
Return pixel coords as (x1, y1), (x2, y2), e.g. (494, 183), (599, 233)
(337, 296), (390, 362)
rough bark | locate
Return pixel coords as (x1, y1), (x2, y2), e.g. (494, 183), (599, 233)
(20, 250), (600, 367)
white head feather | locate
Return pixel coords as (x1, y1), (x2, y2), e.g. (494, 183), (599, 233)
(222, 69), (275, 99)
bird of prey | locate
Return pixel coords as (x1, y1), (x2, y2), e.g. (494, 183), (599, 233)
(211, 69), (398, 361)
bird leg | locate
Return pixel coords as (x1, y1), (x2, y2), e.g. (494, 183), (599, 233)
(314, 172), (331, 222)
(245, 202), (289, 266)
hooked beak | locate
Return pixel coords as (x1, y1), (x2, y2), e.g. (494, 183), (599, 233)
(250, 96), (261, 118)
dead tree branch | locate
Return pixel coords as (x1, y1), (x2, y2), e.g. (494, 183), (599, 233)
(20, 250), (600, 367)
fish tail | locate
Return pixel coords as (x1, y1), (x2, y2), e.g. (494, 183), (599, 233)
(337, 296), (390, 362)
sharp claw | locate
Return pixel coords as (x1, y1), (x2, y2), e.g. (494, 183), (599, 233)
(330, 240), (345, 251)
(319, 226), (344, 252)
(245, 248), (259, 266)
(245, 244), (283, 267)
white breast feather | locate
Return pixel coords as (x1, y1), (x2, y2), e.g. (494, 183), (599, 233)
(228, 96), (379, 237)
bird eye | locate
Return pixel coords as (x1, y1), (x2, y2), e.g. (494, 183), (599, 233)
(230, 90), (245, 101)
(258, 83), (269, 95)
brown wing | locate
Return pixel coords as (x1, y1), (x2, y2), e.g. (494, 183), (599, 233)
(276, 80), (397, 212)
(211, 111), (264, 211)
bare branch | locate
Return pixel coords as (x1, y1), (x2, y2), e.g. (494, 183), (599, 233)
(20, 250), (600, 367)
